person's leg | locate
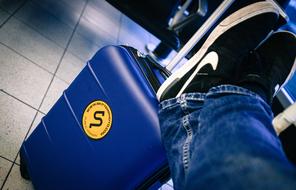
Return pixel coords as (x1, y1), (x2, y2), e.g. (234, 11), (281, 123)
(159, 87), (296, 190)
(159, 30), (296, 189)
(157, 1), (296, 189)
(159, 93), (206, 190)
(158, 1), (279, 188)
(185, 85), (296, 190)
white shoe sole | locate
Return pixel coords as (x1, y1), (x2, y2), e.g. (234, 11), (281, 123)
(156, 1), (279, 101)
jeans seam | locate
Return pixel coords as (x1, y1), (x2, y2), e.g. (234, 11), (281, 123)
(207, 85), (263, 100)
(160, 99), (177, 110)
(160, 93), (206, 110)
(182, 115), (193, 172)
(179, 95), (189, 115)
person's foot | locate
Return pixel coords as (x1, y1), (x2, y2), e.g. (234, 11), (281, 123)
(157, 1), (279, 102)
(237, 31), (296, 104)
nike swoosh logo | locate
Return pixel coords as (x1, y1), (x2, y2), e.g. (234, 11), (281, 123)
(176, 51), (219, 97)
(198, 51), (219, 71)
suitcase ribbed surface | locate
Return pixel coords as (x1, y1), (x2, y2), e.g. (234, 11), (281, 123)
(21, 46), (167, 190)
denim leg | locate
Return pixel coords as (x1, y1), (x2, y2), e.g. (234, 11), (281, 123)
(183, 85), (296, 190)
(159, 93), (206, 190)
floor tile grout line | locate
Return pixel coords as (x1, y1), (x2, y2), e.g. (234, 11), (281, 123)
(0, 3), (91, 64)
(0, 155), (14, 164)
(17, 111), (39, 152)
(3, 2), (117, 61)
(0, 2), (33, 187)
(25, 0), (78, 30)
(49, 0), (90, 80)
(116, 13), (123, 44)
(76, 16), (118, 43)
(5, 15), (69, 53)
(1, 1), (89, 189)
(3, 1), (120, 65)
(53, 75), (71, 86)
(14, 0), (88, 49)
(0, 88), (55, 115)
(0, 110), (40, 190)
(0, 161), (15, 190)
(75, 25), (118, 48)
(0, 107), (39, 190)
(0, 163), (15, 190)
(1, 90), (41, 113)
(22, 0), (90, 142)
(0, 0), (28, 28)
(0, 41), (55, 75)
(0, 91), (40, 190)
(68, 48), (87, 63)
(76, 1), (122, 42)
(0, 90), (47, 116)
(2, 12), (71, 58)
(0, 12), (91, 80)
(0, 41), (73, 86)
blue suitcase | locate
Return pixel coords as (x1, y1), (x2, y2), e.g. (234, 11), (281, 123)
(20, 46), (171, 190)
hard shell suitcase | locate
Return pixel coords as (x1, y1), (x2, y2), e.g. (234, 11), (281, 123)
(20, 46), (171, 190)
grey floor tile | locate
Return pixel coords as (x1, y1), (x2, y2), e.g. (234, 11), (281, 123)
(0, 158), (13, 187)
(0, 92), (36, 160)
(27, 112), (45, 138)
(0, 17), (64, 73)
(82, 0), (121, 40)
(16, 155), (21, 166)
(68, 30), (116, 62)
(0, 7), (9, 25)
(26, 112), (44, 141)
(60, 0), (87, 12)
(0, 0), (25, 14)
(61, 0), (87, 8)
(0, 43), (53, 108)
(32, 0), (85, 28)
(91, 0), (120, 16)
(118, 15), (150, 53)
(2, 164), (34, 190)
(15, 1), (73, 48)
(77, 16), (117, 47)
(15, 112), (45, 165)
(56, 52), (85, 84)
(39, 77), (69, 114)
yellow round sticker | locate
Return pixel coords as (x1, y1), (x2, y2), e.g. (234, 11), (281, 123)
(82, 100), (112, 140)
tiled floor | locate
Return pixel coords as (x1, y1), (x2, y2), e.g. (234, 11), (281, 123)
(0, 0), (173, 189)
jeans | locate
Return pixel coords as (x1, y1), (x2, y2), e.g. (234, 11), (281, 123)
(159, 85), (296, 190)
